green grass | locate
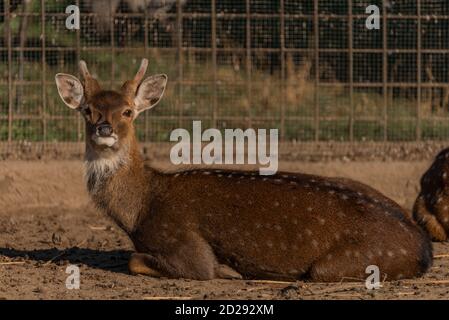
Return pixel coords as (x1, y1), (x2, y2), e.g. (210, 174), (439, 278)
(1, 0), (449, 142)
(2, 52), (449, 142)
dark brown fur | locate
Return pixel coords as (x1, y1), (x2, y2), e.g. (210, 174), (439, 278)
(90, 141), (432, 281)
(56, 60), (433, 282)
(413, 147), (449, 241)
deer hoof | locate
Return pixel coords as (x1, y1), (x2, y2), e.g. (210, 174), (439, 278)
(128, 253), (162, 277)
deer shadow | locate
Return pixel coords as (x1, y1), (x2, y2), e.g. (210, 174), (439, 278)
(0, 247), (133, 274)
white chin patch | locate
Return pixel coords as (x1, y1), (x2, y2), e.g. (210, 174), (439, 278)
(92, 134), (117, 147)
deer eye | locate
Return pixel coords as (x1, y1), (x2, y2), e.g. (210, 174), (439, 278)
(122, 109), (133, 118)
(83, 108), (92, 116)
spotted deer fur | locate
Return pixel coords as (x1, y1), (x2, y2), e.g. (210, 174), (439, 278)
(55, 59), (432, 282)
(414, 147), (449, 241)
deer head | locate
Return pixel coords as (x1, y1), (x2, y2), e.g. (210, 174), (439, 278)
(55, 59), (167, 156)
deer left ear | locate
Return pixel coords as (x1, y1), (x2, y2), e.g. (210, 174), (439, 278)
(134, 74), (167, 115)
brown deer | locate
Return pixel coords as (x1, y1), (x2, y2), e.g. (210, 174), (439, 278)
(413, 148), (449, 241)
(55, 59), (432, 282)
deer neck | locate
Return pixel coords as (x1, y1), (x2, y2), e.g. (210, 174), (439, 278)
(84, 135), (152, 234)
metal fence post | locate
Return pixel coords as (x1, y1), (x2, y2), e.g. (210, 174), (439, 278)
(246, 0), (252, 129)
(41, 0), (47, 144)
(177, 0), (183, 129)
(76, 0), (82, 142)
(143, 5), (149, 141)
(313, 0), (320, 141)
(211, 0), (217, 129)
(417, 0), (422, 141)
(348, 0), (354, 142)
(280, 0), (286, 141)
(5, 0), (12, 142)
(382, 0), (388, 141)
(110, 1), (115, 86)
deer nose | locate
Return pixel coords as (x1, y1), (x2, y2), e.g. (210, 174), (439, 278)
(97, 123), (113, 137)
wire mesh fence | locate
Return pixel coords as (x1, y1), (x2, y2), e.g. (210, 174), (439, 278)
(1, 0), (449, 156)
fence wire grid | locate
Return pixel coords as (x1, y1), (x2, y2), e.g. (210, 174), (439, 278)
(1, 0), (449, 154)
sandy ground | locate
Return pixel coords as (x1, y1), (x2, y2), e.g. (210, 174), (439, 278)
(1, 160), (449, 300)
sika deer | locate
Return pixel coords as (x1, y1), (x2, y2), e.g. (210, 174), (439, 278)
(413, 147), (449, 241)
(55, 59), (432, 282)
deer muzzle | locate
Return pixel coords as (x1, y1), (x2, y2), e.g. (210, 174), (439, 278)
(92, 123), (118, 147)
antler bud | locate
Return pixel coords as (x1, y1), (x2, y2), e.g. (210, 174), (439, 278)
(121, 58), (149, 98)
(79, 60), (101, 101)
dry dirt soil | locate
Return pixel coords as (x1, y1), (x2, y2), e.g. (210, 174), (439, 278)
(1, 160), (449, 300)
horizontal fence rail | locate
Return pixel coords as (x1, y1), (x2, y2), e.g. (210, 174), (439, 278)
(1, 0), (449, 156)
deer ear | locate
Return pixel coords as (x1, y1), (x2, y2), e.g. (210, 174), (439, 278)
(55, 73), (84, 110)
(134, 74), (167, 115)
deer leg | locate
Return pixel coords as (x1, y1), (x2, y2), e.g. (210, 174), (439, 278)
(130, 231), (223, 280)
(413, 194), (447, 241)
(215, 264), (242, 280)
(128, 253), (163, 277)
(308, 245), (368, 282)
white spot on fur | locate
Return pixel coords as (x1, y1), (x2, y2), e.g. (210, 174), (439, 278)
(337, 212), (346, 218)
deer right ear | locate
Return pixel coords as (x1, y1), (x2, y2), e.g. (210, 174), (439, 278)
(134, 74), (168, 115)
(55, 73), (84, 110)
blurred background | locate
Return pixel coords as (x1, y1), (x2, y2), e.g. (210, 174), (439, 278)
(1, 0), (449, 158)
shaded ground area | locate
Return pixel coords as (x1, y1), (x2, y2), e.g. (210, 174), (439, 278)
(1, 160), (449, 299)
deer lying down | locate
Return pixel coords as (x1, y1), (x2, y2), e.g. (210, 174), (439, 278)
(414, 147), (449, 241)
(55, 59), (432, 282)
